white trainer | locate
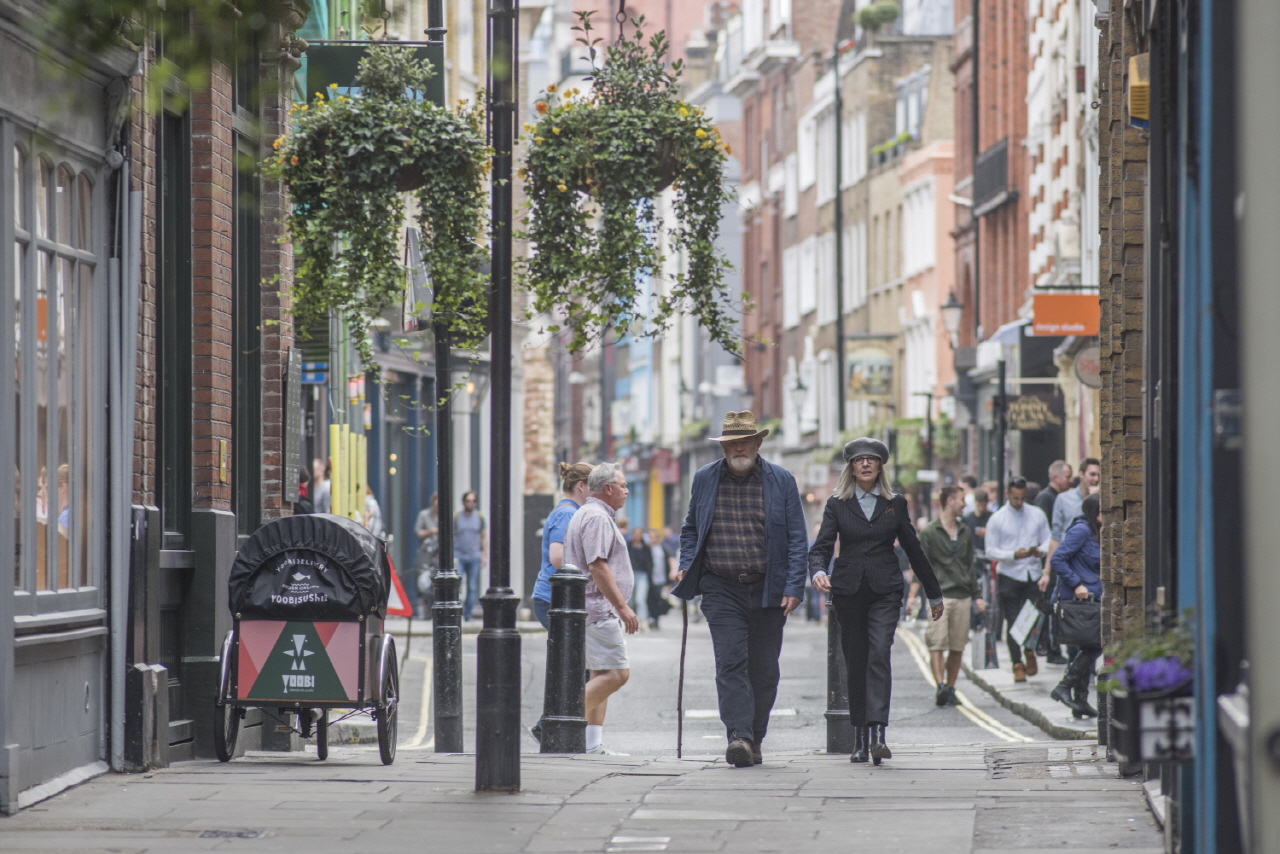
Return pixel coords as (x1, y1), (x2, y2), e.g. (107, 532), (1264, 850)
(585, 745), (628, 755)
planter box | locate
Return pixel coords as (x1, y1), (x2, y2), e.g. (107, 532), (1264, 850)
(1111, 685), (1194, 765)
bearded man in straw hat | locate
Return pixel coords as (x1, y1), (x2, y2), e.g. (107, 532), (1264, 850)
(672, 411), (809, 768)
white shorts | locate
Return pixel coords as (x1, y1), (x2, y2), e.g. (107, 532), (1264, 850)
(585, 616), (630, 670)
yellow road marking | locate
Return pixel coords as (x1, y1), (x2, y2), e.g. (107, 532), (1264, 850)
(899, 626), (1035, 743)
(401, 656), (435, 750)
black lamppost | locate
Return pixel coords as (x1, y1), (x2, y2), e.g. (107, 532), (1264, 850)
(475, 0), (521, 793)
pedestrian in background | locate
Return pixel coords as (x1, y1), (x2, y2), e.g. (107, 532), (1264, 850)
(312, 458), (331, 514)
(810, 438), (944, 765)
(673, 411), (807, 769)
(647, 528), (671, 629)
(455, 491), (487, 621)
(625, 520), (654, 628)
(362, 485), (384, 537)
(1035, 460), (1072, 521)
(916, 486), (984, 706)
(1035, 460), (1073, 664)
(1046, 458), (1101, 572)
(412, 493), (441, 619)
(984, 477), (1050, 682)
(564, 462), (637, 755)
(1049, 493), (1102, 718)
(531, 462), (593, 629)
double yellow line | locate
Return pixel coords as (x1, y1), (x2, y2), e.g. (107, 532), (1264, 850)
(898, 626), (1034, 743)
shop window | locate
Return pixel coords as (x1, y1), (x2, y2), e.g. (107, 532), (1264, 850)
(10, 136), (102, 599)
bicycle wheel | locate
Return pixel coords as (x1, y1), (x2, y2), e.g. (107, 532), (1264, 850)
(214, 630), (239, 762)
(316, 709), (329, 761)
(376, 638), (399, 765)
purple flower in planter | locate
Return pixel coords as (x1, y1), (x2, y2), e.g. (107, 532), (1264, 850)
(1124, 655), (1194, 693)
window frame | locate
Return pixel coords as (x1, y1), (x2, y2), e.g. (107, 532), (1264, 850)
(7, 122), (108, 616)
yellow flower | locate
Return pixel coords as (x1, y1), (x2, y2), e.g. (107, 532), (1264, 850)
(535, 101), (549, 115)
(695, 128), (708, 139)
(546, 83), (558, 93)
(700, 141), (713, 149)
(329, 83), (338, 90)
(290, 155), (299, 165)
(523, 122), (536, 132)
(557, 183), (568, 192)
(517, 167), (527, 179)
(273, 137), (284, 150)
(678, 106), (689, 117)
(724, 143), (734, 155)
(552, 127), (561, 136)
(534, 136), (545, 144)
(300, 104), (308, 111)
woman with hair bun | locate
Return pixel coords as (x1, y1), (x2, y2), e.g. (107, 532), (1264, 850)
(532, 462), (594, 628)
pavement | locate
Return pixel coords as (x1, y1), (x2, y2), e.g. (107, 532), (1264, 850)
(0, 620), (1154, 853)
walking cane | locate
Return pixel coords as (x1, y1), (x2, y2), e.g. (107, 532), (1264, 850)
(677, 599), (688, 759)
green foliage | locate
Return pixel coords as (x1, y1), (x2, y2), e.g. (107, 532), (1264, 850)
(37, 0), (310, 104)
(521, 14), (739, 355)
(856, 1), (901, 32)
(933, 412), (959, 461)
(264, 47), (490, 363)
(678, 419), (711, 442)
(871, 131), (912, 156)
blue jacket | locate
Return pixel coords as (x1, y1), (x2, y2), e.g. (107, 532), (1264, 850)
(672, 457), (809, 606)
(1050, 518), (1101, 600)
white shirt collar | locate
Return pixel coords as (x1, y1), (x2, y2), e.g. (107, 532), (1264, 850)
(855, 484), (881, 500)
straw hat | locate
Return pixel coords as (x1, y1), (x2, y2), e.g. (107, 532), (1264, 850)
(708, 410), (770, 442)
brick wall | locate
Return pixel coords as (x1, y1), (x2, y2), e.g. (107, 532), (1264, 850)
(1096, 0), (1146, 645)
(189, 67), (235, 511)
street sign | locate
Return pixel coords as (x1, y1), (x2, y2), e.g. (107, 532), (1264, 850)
(916, 469), (939, 482)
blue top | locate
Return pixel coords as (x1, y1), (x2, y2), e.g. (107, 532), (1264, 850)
(533, 498), (580, 603)
(1050, 518), (1101, 601)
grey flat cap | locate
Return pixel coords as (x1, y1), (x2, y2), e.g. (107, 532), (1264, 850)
(842, 437), (890, 463)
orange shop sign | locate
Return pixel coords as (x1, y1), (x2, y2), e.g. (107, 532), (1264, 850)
(1032, 293), (1100, 336)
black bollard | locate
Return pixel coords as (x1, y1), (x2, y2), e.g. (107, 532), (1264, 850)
(432, 566), (464, 752)
(540, 563), (588, 753)
(825, 599), (855, 753)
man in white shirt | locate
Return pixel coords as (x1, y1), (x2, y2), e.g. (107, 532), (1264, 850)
(983, 477), (1050, 682)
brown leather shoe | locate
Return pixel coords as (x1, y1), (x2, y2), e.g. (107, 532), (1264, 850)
(1024, 650), (1038, 676)
(751, 742), (762, 765)
(1013, 662), (1027, 683)
(726, 738), (754, 768)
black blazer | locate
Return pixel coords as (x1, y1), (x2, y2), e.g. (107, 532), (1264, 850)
(808, 492), (943, 600)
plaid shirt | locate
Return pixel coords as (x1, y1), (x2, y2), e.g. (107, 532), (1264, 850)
(702, 462), (767, 578)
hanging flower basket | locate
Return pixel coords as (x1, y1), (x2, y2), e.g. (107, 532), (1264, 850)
(265, 46), (491, 361)
(521, 14), (741, 355)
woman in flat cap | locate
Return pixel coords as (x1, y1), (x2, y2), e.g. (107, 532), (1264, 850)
(809, 437), (944, 765)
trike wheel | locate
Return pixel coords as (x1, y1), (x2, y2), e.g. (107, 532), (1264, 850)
(316, 709), (329, 761)
(214, 630), (239, 762)
(377, 637), (399, 765)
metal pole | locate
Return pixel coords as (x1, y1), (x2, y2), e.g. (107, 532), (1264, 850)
(540, 564), (588, 753)
(996, 359), (1006, 507)
(971, 0), (981, 342)
(432, 325), (464, 752)
(476, 0), (521, 793)
(832, 39), (846, 434)
(824, 599), (853, 753)
(922, 392), (933, 519)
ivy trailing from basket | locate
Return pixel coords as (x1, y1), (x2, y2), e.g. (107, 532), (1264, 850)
(265, 46), (490, 362)
(520, 13), (740, 355)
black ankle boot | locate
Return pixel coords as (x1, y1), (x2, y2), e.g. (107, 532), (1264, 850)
(1072, 684), (1098, 718)
(1051, 680), (1085, 714)
(867, 723), (891, 765)
(849, 726), (868, 763)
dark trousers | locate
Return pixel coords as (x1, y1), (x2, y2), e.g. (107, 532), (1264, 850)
(997, 574), (1039, 665)
(699, 573), (787, 745)
(831, 585), (901, 727)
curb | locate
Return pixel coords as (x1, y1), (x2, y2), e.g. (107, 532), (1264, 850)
(962, 661), (1096, 741)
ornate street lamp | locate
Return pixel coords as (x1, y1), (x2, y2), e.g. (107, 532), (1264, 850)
(940, 291), (963, 349)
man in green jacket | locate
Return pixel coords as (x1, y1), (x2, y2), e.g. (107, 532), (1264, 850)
(917, 485), (985, 706)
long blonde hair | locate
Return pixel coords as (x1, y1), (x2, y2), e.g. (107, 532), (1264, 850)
(834, 460), (895, 501)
